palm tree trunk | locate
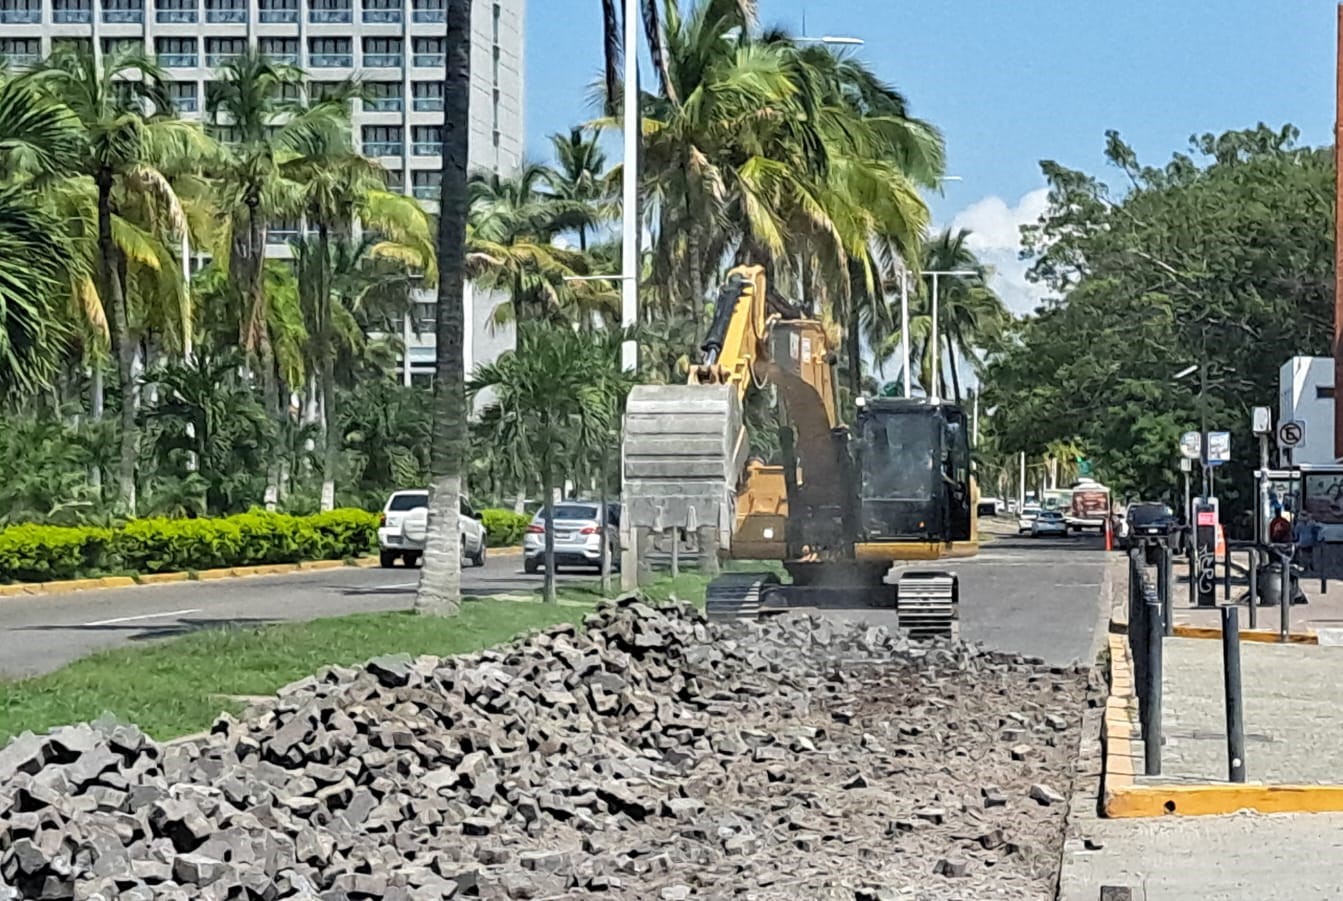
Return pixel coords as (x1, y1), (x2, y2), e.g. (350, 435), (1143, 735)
(97, 172), (137, 516)
(415, 0), (471, 617)
(542, 458), (557, 604)
(846, 301), (862, 403)
(317, 224), (338, 512)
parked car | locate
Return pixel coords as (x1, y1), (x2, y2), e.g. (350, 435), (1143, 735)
(378, 489), (488, 568)
(977, 496), (1005, 518)
(1030, 510), (1069, 538)
(523, 501), (620, 573)
(1017, 504), (1042, 534)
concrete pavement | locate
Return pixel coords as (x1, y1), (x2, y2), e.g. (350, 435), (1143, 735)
(0, 555), (593, 679)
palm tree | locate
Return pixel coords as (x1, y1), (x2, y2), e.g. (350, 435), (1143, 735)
(36, 46), (212, 514)
(206, 51), (351, 505)
(598, 0), (677, 113)
(920, 228), (1008, 405)
(470, 322), (626, 603)
(546, 126), (610, 251)
(415, 0), (472, 617)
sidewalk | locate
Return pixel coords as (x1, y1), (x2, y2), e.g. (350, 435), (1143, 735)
(1060, 555), (1343, 900)
(1169, 555), (1343, 637)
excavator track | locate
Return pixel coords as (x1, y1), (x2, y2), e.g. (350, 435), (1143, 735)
(705, 572), (782, 620)
(895, 572), (959, 640)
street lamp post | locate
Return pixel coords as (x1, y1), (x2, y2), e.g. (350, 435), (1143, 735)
(926, 269), (977, 404)
(619, 0), (639, 373)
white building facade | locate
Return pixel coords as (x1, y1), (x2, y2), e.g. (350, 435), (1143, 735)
(1279, 356), (1334, 466)
(0, 0), (523, 383)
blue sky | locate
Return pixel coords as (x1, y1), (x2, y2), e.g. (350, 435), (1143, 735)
(525, 0), (1338, 312)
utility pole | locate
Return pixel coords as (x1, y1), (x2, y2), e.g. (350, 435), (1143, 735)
(1019, 450), (1026, 511)
(1335, 3), (1343, 459)
(620, 0), (640, 373)
(900, 271), (911, 399)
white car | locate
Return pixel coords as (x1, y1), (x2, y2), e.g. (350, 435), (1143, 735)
(1030, 510), (1069, 538)
(523, 501), (620, 573)
(1017, 504), (1042, 533)
(378, 489), (487, 568)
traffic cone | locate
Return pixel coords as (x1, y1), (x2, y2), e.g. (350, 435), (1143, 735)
(1105, 517), (1113, 551)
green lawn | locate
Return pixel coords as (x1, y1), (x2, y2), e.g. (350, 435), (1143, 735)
(0, 600), (588, 744)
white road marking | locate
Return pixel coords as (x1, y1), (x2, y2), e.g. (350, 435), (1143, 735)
(84, 608), (201, 627)
(384, 582), (419, 590)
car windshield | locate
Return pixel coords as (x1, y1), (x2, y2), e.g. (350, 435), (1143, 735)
(541, 504), (599, 522)
(1039, 511), (1062, 520)
(1129, 504), (1173, 525)
(388, 492), (428, 511)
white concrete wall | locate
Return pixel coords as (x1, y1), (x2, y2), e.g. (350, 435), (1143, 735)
(1279, 356), (1334, 465)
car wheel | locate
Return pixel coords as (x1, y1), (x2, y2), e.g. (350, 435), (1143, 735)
(379, 550), (397, 568)
(472, 542), (487, 567)
(403, 551), (422, 567)
(524, 556), (540, 575)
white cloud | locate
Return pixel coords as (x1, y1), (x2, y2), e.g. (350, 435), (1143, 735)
(946, 188), (1050, 317)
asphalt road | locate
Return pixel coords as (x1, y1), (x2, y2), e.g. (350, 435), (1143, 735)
(0, 530), (1107, 679)
(0, 554), (597, 679)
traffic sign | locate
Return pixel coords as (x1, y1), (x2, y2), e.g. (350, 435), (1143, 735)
(1179, 431), (1202, 460)
(1207, 431), (1231, 465)
(1252, 406), (1272, 435)
(1278, 420), (1304, 449)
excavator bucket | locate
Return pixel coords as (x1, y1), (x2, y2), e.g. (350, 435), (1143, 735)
(620, 383), (745, 571)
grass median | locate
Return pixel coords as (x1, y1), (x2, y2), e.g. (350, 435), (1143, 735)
(0, 600), (589, 745)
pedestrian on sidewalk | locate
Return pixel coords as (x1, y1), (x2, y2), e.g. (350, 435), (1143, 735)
(1295, 511), (1320, 574)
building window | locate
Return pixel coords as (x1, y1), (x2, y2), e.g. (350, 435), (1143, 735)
(362, 0), (399, 23)
(363, 82), (402, 112)
(411, 170), (440, 201)
(260, 37), (299, 65)
(205, 37), (245, 68)
(362, 125), (403, 157)
(258, 0), (297, 23)
(0, 0), (39, 23)
(309, 38), (353, 68)
(52, 0), (92, 22)
(167, 81), (198, 113)
(309, 0), (351, 23)
(267, 220), (300, 246)
(0, 39), (40, 68)
(492, 2), (500, 43)
(204, 0), (243, 22)
(51, 37), (93, 57)
(385, 169), (404, 192)
(1318, 386), (1336, 400)
(362, 37), (403, 69)
(155, 0), (196, 22)
(411, 125), (439, 156)
(411, 81), (442, 112)
(155, 37), (198, 68)
(102, 0), (144, 23)
(412, 38), (444, 68)
(410, 0), (442, 22)
(414, 301), (435, 332)
(103, 38), (144, 59)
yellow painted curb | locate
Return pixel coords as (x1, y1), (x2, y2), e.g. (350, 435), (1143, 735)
(230, 563), (304, 578)
(1171, 623), (1317, 644)
(1105, 784), (1343, 818)
(196, 567), (240, 581)
(491, 546), (523, 557)
(136, 572), (191, 585)
(298, 559), (345, 571)
(352, 557), (380, 568)
(0, 583), (43, 597)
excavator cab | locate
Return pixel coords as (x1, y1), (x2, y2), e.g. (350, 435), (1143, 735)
(852, 398), (975, 548)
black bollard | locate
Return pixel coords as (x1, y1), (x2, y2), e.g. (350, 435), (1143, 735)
(1247, 547), (1258, 630)
(1158, 544), (1173, 636)
(1144, 593), (1163, 777)
(1221, 605), (1246, 783)
(1280, 549), (1291, 643)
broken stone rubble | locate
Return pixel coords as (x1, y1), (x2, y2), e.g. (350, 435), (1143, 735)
(0, 598), (1090, 900)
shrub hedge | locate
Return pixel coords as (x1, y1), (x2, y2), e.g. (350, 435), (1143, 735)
(481, 509), (531, 548)
(0, 509), (380, 584)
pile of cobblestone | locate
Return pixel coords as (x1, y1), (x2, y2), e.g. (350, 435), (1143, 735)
(0, 598), (1090, 900)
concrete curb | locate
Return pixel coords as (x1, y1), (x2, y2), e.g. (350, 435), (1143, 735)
(1102, 575), (1343, 817)
(0, 546), (526, 600)
(1170, 622), (1318, 644)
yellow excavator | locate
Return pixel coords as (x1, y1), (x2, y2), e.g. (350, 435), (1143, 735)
(620, 265), (978, 637)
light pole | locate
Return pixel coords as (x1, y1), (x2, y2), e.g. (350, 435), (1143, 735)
(619, 0), (639, 372)
(1173, 361), (1212, 499)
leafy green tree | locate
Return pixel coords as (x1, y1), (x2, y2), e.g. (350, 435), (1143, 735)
(986, 124), (1331, 512)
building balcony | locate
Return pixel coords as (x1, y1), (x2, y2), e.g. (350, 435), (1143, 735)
(0, 9), (40, 22)
(267, 228), (299, 245)
(266, 52), (299, 64)
(411, 142), (437, 156)
(412, 184), (438, 200)
(155, 9), (197, 22)
(364, 142), (403, 157)
(363, 97), (403, 112)
(309, 53), (353, 67)
(308, 9), (351, 22)
(362, 9), (399, 22)
(158, 53), (199, 67)
(102, 9), (145, 22)
(411, 8), (443, 22)
(205, 53), (240, 67)
(173, 96), (198, 112)
(205, 7), (244, 21)
(258, 8), (297, 22)
(0, 53), (40, 68)
(411, 53), (444, 67)
(53, 9), (93, 22)
(362, 53), (402, 68)
(412, 97), (443, 113)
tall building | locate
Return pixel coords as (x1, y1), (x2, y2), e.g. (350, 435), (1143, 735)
(0, 0), (525, 384)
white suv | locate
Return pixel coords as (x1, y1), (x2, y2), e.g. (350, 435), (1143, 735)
(378, 489), (487, 568)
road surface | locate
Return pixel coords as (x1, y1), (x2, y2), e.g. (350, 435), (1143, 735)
(0, 555), (596, 679)
(0, 530), (1107, 679)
